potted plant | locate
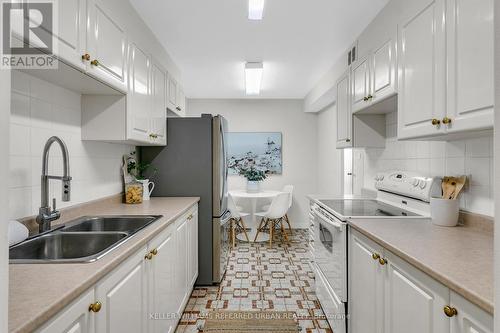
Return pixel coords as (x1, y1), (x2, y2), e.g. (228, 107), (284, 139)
(240, 166), (267, 193)
(126, 153), (158, 201)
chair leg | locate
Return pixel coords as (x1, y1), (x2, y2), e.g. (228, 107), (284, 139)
(239, 217), (250, 242)
(231, 219), (236, 249)
(285, 214), (292, 236)
(254, 218), (265, 242)
(269, 219), (274, 249)
(280, 218), (289, 243)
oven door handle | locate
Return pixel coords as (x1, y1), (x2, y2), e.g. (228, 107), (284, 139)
(314, 208), (343, 229)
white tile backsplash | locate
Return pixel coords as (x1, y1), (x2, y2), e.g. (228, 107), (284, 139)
(360, 111), (494, 217)
(9, 71), (134, 220)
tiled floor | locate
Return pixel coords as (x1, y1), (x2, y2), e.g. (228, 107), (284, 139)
(175, 229), (333, 333)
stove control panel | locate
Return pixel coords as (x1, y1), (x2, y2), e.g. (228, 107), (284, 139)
(375, 171), (441, 202)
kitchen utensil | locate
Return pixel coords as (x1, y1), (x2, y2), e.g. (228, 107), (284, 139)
(442, 177), (457, 199)
(451, 176), (467, 200)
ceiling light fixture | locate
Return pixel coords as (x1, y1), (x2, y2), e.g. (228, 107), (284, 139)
(248, 0), (265, 20)
(245, 62), (263, 95)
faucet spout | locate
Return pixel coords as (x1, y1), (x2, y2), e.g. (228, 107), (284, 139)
(37, 136), (72, 233)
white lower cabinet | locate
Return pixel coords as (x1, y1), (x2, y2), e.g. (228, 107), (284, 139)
(38, 289), (95, 333)
(348, 229), (492, 333)
(384, 251), (449, 333)
(95, 247), (148, 333)
(450, 292), (493, 333)
(37, 205), (198, 333)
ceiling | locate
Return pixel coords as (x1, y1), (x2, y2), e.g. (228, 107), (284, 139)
(129, 0), (389, 99)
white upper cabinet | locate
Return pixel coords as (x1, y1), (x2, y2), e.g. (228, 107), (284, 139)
(86, 0), (128, 92)
(397, 0), (446, 140)
(56, 0), (87, 71)
(336, 71), (352, 148)
(167, 75), (178, 112)
(151, 61), (168, 145)
(351, 57), (370, 113)
(351, 37), (396, 114)
(445, 0), (494, 133)
(371, 38), (396, 105)
(128, 43), (152, 143)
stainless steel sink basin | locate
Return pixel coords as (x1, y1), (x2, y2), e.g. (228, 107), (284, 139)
(9, 215), (163, 263)
(61, 215), (162, 234)
(9, 232), (128, 263)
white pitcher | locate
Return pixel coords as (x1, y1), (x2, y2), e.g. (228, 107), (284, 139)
(138, 179), (155, 201)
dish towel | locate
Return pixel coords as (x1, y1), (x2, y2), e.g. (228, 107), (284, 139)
(8, 220), (29, 246)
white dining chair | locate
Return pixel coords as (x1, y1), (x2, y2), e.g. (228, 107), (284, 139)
(254, 192), (291, 248)
(228, 194), (249, 247)
(261, 185), (294, 235)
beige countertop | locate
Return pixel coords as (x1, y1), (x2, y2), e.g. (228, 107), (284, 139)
(348, 218), (493, 314)
(9, 196), (200, 333)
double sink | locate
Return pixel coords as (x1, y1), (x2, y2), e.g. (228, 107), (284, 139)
(9, 215), (162, 263)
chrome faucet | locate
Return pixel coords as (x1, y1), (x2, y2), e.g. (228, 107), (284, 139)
(36, 136), (72, 233)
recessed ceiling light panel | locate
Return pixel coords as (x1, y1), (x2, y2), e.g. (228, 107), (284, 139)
(248, 0), (265, 20)
(245, 62), (263, 95)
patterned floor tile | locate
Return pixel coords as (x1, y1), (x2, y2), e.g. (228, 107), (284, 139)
(174, 229), (333, 333)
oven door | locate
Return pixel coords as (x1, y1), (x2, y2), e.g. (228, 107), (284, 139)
(313, 206), (347, 302)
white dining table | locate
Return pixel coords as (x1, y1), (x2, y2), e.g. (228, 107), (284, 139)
(229, 190), (282, 242)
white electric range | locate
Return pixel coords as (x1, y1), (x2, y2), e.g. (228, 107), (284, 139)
(309, 171), (441, 333)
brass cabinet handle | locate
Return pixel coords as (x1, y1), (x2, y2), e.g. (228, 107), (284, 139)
(151, 248), (158, 256)
(431, 118), (441, 126)
(149, 134), (158, 139)
(442, 117), (452, 124)
(372, 253), (380, 260)
(82, 53), (91, 61)
(187, 214), (193, 220)
(345, 139), (351, 143)
(379, 258), (388, 265)
(444, 306), (458, 317)
(367, 95), (373, 100)
(176, 106), (181, 111)
(90, 59), (99, 66)
(363, 96), (369, 102)
(145, 252), (153, 260)
(89, 301), (102, 313)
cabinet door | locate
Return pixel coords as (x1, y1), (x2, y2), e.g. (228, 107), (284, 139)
(55, 0), (87, 70)
(349, 230), (384, 333)
(87, 0), (127, 92)
(446, 0), (494, 133)
(95, 247), (148, 333)
(187, 211), (199, 287)
(149, 226), (177, 333)
(351, 57), (370, 113)
(127, 43), (151, 143)
(38, 289), (95, 333)
(336, 71), (352, 148)
(384, 251), (449, 333)
(397, 0), (446, 139)
(151, 62), (167, 145)
(167, 75), (178, 112)
(175, 218), (189, 314)
(450, 291), (493, 333)
(371, 38), (396, 105)
(177, 87), (186, 117)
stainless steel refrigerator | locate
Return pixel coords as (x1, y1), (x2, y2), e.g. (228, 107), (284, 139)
(140, 114), (230, 285)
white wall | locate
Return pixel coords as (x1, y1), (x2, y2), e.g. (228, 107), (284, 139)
(0, 68), (10, 333)
(358, 112), (494, 216)
(9, 71), (134, 220)
(187, 99), (317, 228)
